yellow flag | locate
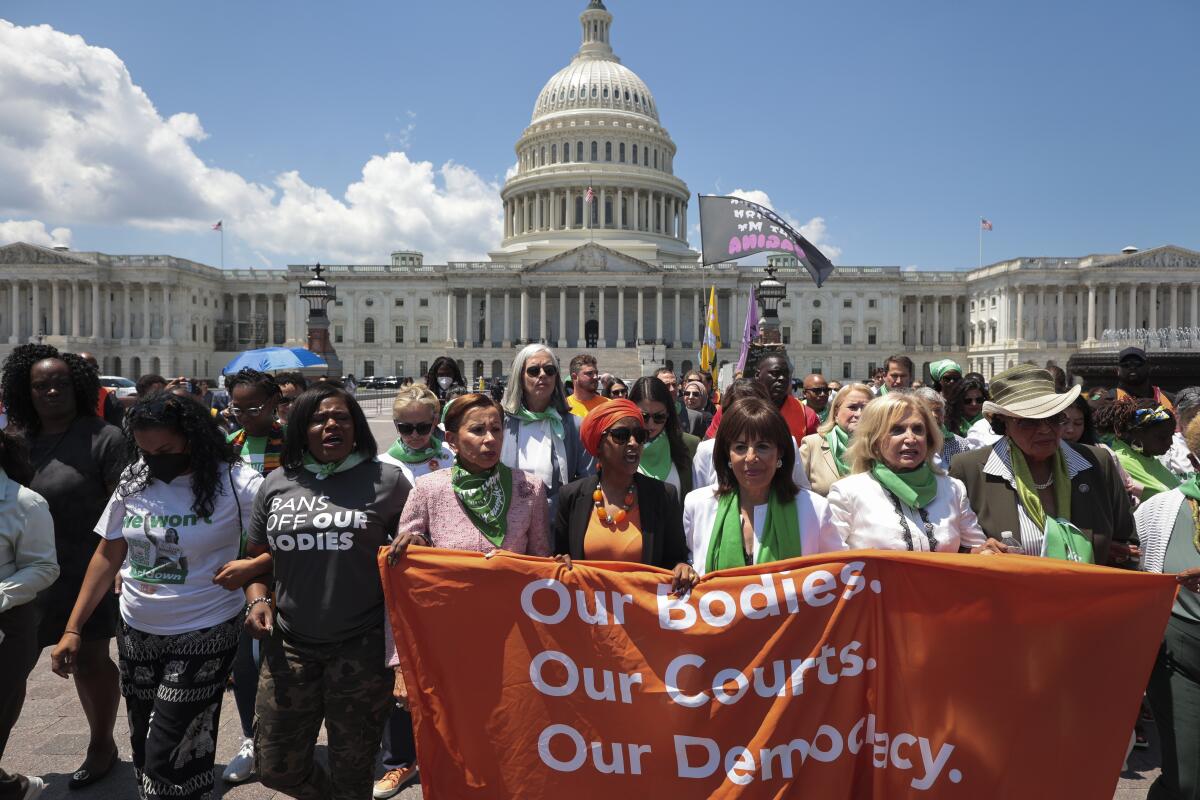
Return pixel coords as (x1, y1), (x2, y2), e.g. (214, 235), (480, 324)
(699, 285), (721, 384)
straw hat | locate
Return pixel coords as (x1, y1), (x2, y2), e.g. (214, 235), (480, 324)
(982, 364), (1080, 420)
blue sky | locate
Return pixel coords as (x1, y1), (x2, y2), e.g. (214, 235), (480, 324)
(0, 0), (1196, 270)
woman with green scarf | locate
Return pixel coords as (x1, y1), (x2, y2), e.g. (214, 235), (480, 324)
(930, 359), (963, 399)
(1134, 414), (1200, 799)
(949, 365), (1137, 566)
(829, 393), (997, 553)
(1102, 399), (1181, 502)
(379, 384), (455, 485)
(684, 398), (843, 577)
(799, 382), (872, 496)
(629, 376), (699, 498)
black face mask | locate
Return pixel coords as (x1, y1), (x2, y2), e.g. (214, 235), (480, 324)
(143, 452), (190, 484)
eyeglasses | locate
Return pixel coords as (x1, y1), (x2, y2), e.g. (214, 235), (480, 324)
(610, 389), (627, 398)
(603, 427), (649, 445)
(642, 412), (669, 425)
(805, 387), (831, 395)
(395, 421), (434, 436)
(230, 405), (267, 418)
(682, 390), (705, 398)
(278, 395), (298, 406)
(525, 364), (558, 378)
(1010, 413), (1067, 432)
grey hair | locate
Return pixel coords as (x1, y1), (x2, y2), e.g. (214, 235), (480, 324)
(913, 386), (946, 411)
(1175, 386), (1200, 426)
(501, 343), (569, 416)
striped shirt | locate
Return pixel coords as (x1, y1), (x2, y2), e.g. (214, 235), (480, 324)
(982, 438), (1093, 556)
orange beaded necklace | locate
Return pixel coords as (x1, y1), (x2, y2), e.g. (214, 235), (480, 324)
(593, 482), (637, 526)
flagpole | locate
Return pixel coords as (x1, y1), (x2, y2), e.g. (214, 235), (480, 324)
(977, 219), (982, 270)
(221, 225), (225, 269)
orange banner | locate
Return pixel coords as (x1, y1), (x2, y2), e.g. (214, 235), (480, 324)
(380, 549), (1176, 799)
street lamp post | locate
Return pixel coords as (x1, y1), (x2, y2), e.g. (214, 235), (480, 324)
(756, 264), (787, 345)
(299, 263), (343, 377)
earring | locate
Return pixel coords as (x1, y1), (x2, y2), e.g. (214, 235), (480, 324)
(776, 459), (783, 469)
(1131, 440), (1144, 454)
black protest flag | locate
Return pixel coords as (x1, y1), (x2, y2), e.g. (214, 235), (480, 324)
(697, 195), (836, 287)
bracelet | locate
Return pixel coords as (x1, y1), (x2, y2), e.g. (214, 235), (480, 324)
(63, 629), (82, 637)
(246, 597), (272, 612)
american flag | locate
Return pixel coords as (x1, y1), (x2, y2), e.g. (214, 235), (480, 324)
(584, 186), (595, 205)
(980, 218), (993, 231)
(212, 220), (223, 231)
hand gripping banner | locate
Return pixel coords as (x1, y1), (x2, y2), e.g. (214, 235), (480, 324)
(380, 549), (1176, 799)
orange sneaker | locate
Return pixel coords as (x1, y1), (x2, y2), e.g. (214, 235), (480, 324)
(373, 766), (418, 799)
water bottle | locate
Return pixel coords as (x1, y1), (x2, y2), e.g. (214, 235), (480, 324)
(1000, 531), (1024, 555)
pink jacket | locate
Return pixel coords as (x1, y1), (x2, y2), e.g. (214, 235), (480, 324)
(384, 466), (550, 667)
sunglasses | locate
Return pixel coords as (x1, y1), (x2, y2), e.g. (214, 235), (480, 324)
(610, 389), (627, 398)
(604, 427), (649, 445)
(525, 364), (558, 378)
(1010, 413), (1067, 432)
(395, 421), (434, 436)
(805, 387), (831, 395)
(682, 390), (705, 398)
(642, 412), (669, 425)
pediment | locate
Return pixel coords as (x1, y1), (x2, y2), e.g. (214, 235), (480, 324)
(1096, 245), (1200, 271)
(524, 243), (660, 274)
(0, 241), (93, 266)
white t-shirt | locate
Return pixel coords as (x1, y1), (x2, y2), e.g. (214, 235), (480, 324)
(97, 462), (264, 635)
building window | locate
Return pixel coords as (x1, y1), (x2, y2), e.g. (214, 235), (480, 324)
(551, 144), (557, 163)
(813, 299), (821, 308)
(643, 148), (648, 166)
(842, 326), (853, 345)
(605, 142), (612, 161)
(782, 326), (791, 345)
(811, 319), (823, 345)
(191, 324), (196, 341)
(394, 297), (404, 307)
(591, 141), (598, 161)
(419, 298), (429, 308)
(203, 325), (208, 343)
(364, 360), (375, 378)
(618, 142), (625, 162)
(335, 325), (344, 343)
(363, 318), (375, 344)
(843, 362), (852, 379)
(563, 142), (570, 163)
(868, 298), (878, 309)
(395, 361), (404, 377)
(420, 360), (429, 376)
(811, 363), (823, 376)
(419, 325), (429, 344)
(653, 150), (658, 169)
(577, 141), (583, 161)
(843, 298), (852, 309)
(868, 326), (878, 345)
(395, 325), (404, 343)
(632, 144), (638, 163)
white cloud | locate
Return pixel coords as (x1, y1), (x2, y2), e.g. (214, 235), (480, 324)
(0, 20), (502, 264)
(729, 188), (842, 261)
(0, 219), (71, 248)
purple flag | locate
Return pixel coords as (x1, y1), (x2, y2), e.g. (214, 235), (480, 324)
(735, 286), (759, 375)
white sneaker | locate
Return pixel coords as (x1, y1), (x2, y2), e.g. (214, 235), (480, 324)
(22, 777), (46, 800)
(222, 737), (256, 783)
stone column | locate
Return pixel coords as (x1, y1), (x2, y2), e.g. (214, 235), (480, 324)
(1192, 285), (1199, 334)
(617, 290), (626, 348)
(484, 291), (492, 346)
(265, 293), (276, 345)
(673, 289), (681, 347)
(122, 285), (131, 341)
(92, 282), (101, 341)
(1015, 289), (1024, 341)
(617, 189), (624, 229)
(655, 288), (663, 344)
(577, 289), (586, 346)
(914, 297), (922, 346)
(636, 289), (644, 343)
(141, 285), (150, 344)
(286, 293), (297, 344)
(558, 289), (567, 348)
(1149, 284), (1158, 332)
(1128, 285), (1138, 330)
(633, 190), (640, 231)
(1170, 284), (1179, 338)
(539, 288), (547, 342)
(9, 282), (19, 343)
(1087, 284), (1097, 342)
(51, 280), (61, 336)
(1056, 288), (1065, 343)
(950, 297), (958, 349)
(446, 292), (454, 341)
(932, 296), (941, 347)
(598, 289), (606, 347)
(30, 281), (40, 338)
(681, 201), (688, 242)
(600, 188), (607, 228)
(659, 194), (666, 234)
(519, 290), (528, 343)
(71, 281), (82, 338)
(503, 291), (512, 347)
(693, 290), (701, 348)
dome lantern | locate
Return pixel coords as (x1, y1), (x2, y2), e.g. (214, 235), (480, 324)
(579, 0), (615, 61)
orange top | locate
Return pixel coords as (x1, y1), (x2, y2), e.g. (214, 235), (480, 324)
(583, 506), (644, 562)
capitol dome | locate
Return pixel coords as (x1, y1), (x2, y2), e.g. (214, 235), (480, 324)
(494, 0), (695, 264)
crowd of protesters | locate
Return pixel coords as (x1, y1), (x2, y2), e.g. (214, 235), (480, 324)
(2, 340), (1200, 799)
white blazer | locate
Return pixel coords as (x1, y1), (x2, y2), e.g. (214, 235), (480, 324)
(691, 439), (811, 492)
(683, 485), (845, 576)
(827, 471), (986, 553)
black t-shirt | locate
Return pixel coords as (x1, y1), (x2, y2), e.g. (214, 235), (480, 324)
(28, 416), (127, 581)
(248, 458), (410, 645)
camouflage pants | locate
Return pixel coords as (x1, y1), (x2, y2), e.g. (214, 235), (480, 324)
(254, 625), (393, 800)
(117, 615), (240, 800)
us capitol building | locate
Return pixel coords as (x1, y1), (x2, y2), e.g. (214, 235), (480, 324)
(0, 0), (1197, 383)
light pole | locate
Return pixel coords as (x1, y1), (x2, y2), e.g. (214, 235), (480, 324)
(756, 264), (786, 344)
(299, 263), (343, 377)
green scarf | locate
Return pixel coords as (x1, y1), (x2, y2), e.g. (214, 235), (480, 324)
(387, 435), (444, 465)
(1007, 440), (1071, 531)
(1110, 438), (1182, 500)
(705, 489), (801, 572)
(1181, 475), (1200, 502)
(302, 451), (367, 480)
(956, 413), (983, 437)
(826, 425), (850, 477)
(815, 405), (831, 425)
(450, 461), (513, 547)
(879, 385), (890, 396)
(871, 463), (937, 509)
(514, 406), (564, 439)
(639, 432), (673, 481)
(940, 424), (955, 442)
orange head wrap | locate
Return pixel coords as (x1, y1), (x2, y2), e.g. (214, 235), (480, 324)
(579, 399), (644, 457)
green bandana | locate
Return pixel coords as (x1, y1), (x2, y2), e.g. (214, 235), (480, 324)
(815, 405), (831, 425)
(1110, 438), (1182, 501)
(879, 385), (890, 396)
(871, 463), (937, 509)
(705, 489), (801, 573)
(302, 451), (367, 480)
(940, 424), (955, 442)
(638, 432), (673, 481)
(956, 413), (982, 437)
(451, 461), (513, 547)
(1007, 440), (1071, 532)
(1181, 475), (1200, 502)
(515, 406), (564, 439)
(826, 425), (851, 477)
(387, 435), (444, 465)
